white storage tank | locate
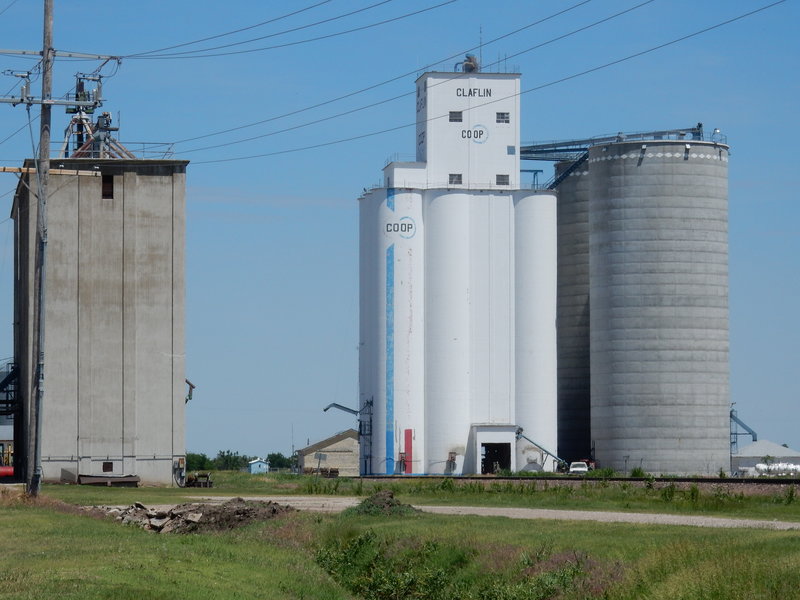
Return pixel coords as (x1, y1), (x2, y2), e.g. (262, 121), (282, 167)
(359, 187), (425, 475)
(514, 190), (558, 470)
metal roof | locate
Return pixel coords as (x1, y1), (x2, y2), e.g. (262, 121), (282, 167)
(734, 439), (800, 457)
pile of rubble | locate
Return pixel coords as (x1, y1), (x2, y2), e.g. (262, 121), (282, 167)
(87, 497), (295, 534)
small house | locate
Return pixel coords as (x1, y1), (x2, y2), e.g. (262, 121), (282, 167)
(248, 458), (269, 474)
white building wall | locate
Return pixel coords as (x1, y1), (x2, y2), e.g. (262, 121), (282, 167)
(416, 72), (520, 189)
(424, 191), (472, 473)
(359, 188), (425, 475)
(514, 191), (558, 470)
(467, 194), (514, 426)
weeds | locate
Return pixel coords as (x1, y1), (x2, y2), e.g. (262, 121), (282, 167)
(302, 478), (341, 495)
(316, 529), (588, 600)
(586, 467), (617, 479)
(630, 467), (647, 478)
(688, 484), (700, 505)
(660, 483), (676, 503)
(341, 490), (419, 517)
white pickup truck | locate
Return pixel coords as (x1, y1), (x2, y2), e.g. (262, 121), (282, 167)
(568, 461), (589, 474)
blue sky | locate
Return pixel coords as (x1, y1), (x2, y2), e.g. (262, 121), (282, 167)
(1, 0), (797, 458)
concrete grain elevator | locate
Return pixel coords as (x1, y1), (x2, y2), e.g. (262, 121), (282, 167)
(10, 113), (188, 485)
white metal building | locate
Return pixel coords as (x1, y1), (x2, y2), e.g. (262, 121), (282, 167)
(359, 67), (558, 475)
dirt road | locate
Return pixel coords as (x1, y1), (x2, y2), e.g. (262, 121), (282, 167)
(191, 495), (800, 531)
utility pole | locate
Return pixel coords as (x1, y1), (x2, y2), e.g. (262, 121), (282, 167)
(28, 0), (53, 497)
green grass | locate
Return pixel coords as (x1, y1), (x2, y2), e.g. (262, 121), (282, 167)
(321, 513), (800, 600)
(0, 498), (346, 600)
(39, 472), (800, 523)
(2, 493), (798, 600)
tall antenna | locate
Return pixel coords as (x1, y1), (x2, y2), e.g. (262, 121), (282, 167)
(479, 26), (483, 71)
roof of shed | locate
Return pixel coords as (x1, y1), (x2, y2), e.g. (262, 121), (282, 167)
(298, 429), (358, 456)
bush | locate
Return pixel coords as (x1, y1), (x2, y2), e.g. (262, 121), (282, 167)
(630, 466), (647, 478)
(213, 449), (255, 471)
(341, 490), (419, 517)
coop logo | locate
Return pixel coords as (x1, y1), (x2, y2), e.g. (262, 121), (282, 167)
(462, 124), (488, 144)
(385, 216), (416, 239)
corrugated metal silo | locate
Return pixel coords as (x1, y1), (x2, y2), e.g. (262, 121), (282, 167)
(588, 140), (730, 475)
(554, 161), (592, 462)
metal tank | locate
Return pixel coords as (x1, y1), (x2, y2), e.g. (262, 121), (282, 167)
(514, 190), (558, 470)
(588, 140), (730, 475)
(554, 161), (592, 463)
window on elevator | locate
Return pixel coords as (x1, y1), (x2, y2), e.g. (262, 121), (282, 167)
(102, 174), (114, 199)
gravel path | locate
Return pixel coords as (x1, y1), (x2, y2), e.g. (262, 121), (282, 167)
(191, 495), (800, 531)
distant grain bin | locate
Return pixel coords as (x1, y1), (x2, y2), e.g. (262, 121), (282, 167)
(587, 139), (730, 475)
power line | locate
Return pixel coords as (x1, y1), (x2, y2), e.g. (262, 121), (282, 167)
(127, 0), (393, 58)
(177, 0), (654, 154)
(127, 0), (458, 60)
(192, 0), (785, 165)
(0, 0), (19, 18)
(127, 0), (335, 57)
(0, 115), (38, 148)
(159, 0), (596, 147)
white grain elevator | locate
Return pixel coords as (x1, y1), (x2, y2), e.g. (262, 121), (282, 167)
(359, 62), (558, 475)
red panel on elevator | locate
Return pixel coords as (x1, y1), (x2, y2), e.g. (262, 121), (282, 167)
(404, 429), (413, 474)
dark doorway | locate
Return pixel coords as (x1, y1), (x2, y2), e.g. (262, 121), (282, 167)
(481, 443), (511, 474)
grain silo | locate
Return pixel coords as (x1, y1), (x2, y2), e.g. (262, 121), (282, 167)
(554, 161), (592, 463)
(358, 62), (559, 475)
(11, 112), (188, 485)
(522, 127), (731, 475)
(588, 139), (730, 475)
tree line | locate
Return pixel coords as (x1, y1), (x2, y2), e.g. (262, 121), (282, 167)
(186, 450), (295, 471)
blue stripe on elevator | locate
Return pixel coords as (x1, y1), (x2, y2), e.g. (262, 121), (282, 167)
(385, 243), (395, 475)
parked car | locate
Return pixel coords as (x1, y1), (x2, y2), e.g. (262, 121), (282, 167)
(568, 461), (589, 474)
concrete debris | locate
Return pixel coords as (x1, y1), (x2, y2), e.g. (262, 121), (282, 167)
(84, 497), (295, 534)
